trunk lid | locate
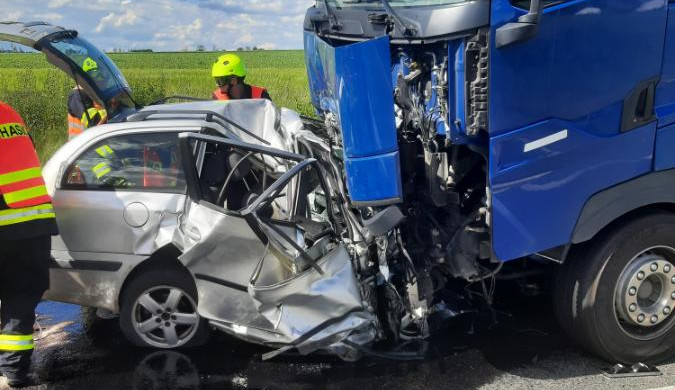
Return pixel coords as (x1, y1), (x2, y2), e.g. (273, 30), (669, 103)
(0, 21), (136, 120)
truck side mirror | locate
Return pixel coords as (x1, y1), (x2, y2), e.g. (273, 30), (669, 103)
(496, 0), (544, 48)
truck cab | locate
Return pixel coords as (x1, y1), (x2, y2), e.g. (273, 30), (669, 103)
(303, 0), (675, 363)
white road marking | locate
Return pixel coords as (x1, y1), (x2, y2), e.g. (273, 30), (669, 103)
(645, 387), (675, 390)
(523, 129), (568, 152)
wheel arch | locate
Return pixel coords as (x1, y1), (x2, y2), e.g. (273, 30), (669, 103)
(117, 244), (194, 310)
(572, 169), (675, 245)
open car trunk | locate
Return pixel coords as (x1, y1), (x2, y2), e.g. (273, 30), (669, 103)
(173, 133), (376, 359)
(0, 20), (136, 120)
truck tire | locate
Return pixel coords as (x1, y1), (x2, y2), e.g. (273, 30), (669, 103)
(119, 269), (209, 349)
(555, 212), (675, 363)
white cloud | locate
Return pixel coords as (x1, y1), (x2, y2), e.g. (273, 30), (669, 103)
(3, 0), (315, 51)
(39, 13), (64, 20)
(47, 0), (73, 8)
(95, 9), (139, 33)
(236, 34), (255, 45)
(6, 10), (23, 20)
(259, 42), (277, 50)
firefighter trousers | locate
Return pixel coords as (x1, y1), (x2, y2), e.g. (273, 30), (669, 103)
(0, 235), (50, 376)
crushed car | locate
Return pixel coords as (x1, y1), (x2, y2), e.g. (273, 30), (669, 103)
(0, 21), (398, 359)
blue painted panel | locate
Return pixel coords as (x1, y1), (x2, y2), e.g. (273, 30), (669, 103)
(488, 0), (667, 260)
(304, 32), (403, 204)
(491, 121), (655, 261)
(656, 3), (675, 127)
(490, 0), (668, 137)
(655, 122), (675, 170)
(304, 32), (338, 115)
(304, 32), (398, 158)
(344, 151), (403, 205)
(450, 41), (469, 144)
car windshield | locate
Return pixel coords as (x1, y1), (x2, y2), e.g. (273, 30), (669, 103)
(332, 0), (468, 7)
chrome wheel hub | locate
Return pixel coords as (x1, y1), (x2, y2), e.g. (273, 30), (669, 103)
(132, 286), (200, 348)
(616, 251), (675, 329)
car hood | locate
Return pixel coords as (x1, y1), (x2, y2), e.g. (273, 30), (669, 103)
(0, 20), (136, 120)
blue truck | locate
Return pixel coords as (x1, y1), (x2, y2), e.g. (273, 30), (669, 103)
(302, 0), (675, 363)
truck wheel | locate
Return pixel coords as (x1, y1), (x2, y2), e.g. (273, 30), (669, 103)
(119, 269), (209, 349)
(555, 212), (675, 363)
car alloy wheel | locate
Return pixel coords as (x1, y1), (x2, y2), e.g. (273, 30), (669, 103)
(132, 285), (200, 348)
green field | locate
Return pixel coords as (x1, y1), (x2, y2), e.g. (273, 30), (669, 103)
(0, 51), (311, 161)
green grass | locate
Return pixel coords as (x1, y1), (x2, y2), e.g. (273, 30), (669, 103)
(0, 51), (311, 161)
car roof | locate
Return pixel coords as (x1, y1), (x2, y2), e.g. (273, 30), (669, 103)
(43, 99), (302, 193)
(59, 99), (285, 154)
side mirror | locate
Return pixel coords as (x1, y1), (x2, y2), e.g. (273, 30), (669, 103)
(496, 0), (544, 48)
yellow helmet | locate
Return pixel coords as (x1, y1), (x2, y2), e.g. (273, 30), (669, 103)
(82, 57), (98, 73)
(212, 53), (246, 78)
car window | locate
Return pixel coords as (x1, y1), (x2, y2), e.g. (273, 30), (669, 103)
(191, 139), (328, 224)
(63, 132), (186, 192)
(195, 141), (288, 213)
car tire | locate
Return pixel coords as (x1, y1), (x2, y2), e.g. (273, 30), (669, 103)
(555, 212), (675, 363)
(119, 269), (210, 349)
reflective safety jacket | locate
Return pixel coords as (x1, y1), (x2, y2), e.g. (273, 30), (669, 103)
(212, 85), (269, 101)
(0, 101), (58, 240)
(67, 113), (85, 140)
(67, 87), (106, 139)
(81, 107), (107, 129)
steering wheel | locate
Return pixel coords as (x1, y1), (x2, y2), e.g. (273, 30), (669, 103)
(216, 151), (254, 206)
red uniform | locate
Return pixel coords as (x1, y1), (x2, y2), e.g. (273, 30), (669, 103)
(0, 101), (57, 386)
(212, 85), (269, 100)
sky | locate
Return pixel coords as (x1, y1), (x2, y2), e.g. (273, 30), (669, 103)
(3, 0), (315, 51)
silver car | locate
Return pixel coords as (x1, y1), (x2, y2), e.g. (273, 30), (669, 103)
(3, 22), (374, 355)
(40, 97), (349, 350)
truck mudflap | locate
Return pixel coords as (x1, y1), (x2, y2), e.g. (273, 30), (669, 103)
(304, 32), (403, 206)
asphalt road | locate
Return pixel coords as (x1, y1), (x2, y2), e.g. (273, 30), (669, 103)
(2, 286), (675, 390)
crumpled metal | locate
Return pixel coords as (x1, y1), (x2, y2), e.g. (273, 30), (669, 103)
(249, 243), (375, 356)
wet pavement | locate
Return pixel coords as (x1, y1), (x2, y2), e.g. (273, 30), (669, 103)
(2, 286), (675, 389)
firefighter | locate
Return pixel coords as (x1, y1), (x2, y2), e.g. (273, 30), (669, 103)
(211, 53), (272, 101)
(66, 86), (89, 139)
(67, 58), (107, 139)
(0, 101), (58, 388)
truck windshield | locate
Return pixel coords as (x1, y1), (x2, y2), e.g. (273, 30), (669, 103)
(334, 0), (468, 7)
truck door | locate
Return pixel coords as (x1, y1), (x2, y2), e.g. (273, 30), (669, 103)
(488, 0), (669, 260)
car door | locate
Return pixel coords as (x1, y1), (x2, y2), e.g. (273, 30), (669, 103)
(488, 0), (669, 260)
(50, 131), (187, 275)
(176, 133), (371, 350)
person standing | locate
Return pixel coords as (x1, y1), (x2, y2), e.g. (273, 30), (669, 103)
(66, 86), (89, 139)
(211, 53), (272, 101)
(67, 58), (108, 139)
(0, 101), (58, 388)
